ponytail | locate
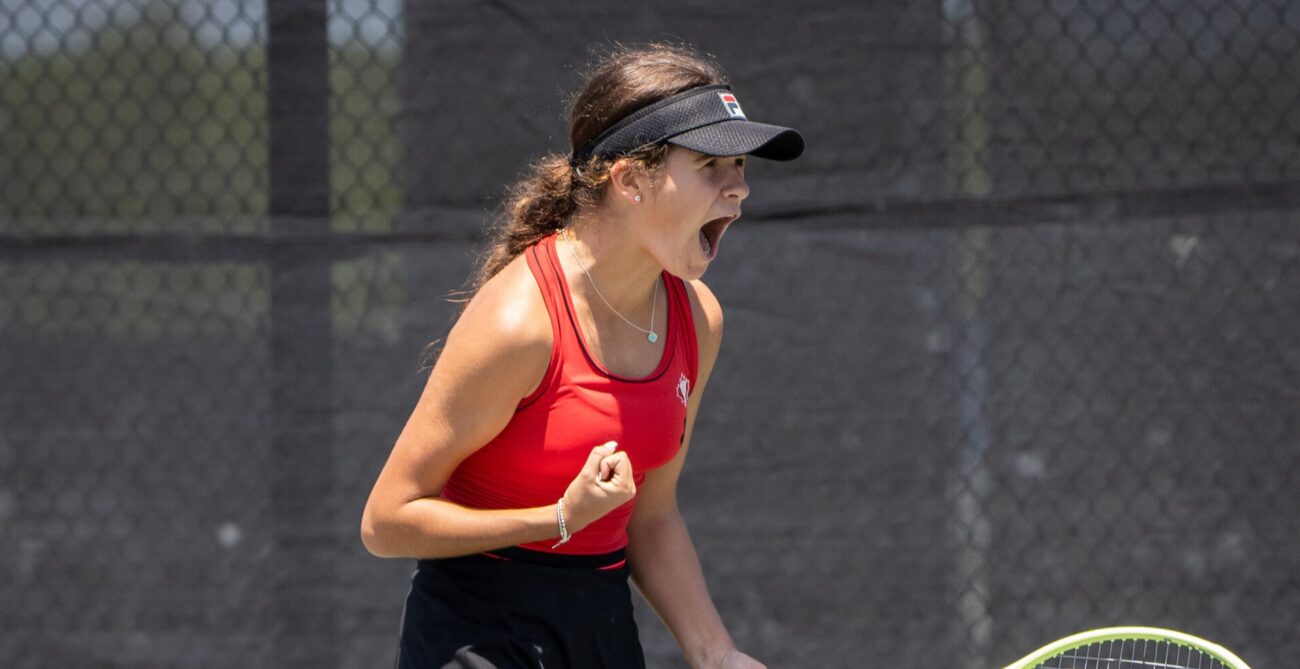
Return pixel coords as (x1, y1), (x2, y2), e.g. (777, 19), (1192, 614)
(466, 145), (668, 294)
(469, 154), (581, 292)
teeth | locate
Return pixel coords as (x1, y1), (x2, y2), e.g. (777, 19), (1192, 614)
(700, 230), (711, 256)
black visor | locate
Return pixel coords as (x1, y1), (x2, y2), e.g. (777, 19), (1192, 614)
(573, 84), (804, 162)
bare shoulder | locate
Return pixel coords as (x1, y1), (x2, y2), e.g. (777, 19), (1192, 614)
(437, 253), (552, 400)
(460, 253), (550, 339)
(683, 278), (724, 362)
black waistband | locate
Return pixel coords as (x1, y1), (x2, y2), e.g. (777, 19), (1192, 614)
(419, 546), (628, 571)
(479, 546), (627, 570)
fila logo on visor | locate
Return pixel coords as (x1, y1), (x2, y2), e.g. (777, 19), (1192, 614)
(718, 92), (746, 119)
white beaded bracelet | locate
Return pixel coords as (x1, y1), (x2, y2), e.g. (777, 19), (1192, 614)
(552, 498), (571, 548)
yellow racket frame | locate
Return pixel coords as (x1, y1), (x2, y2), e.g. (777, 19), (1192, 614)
(1004, 626), (1252, 669)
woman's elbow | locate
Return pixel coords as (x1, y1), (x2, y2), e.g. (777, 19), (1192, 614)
(359, 502), (399, 558)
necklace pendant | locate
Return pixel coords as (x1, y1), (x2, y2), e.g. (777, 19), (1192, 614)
(647, 332), (658, 344)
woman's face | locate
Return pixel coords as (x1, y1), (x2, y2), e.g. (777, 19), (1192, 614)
(638, 147), (750, 280)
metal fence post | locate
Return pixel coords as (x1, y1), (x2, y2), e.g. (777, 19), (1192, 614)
(268, 0), (335, 666)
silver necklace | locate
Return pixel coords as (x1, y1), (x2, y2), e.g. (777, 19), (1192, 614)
(561, 233), (659, 344)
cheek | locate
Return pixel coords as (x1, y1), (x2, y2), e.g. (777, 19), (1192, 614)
(649, 173), (713, 237)
(664, 179), (713, 216)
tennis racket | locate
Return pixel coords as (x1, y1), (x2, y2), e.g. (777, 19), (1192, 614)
(1004, 626), (1252, 669)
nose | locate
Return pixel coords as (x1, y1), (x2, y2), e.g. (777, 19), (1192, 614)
(724, 165), (750, 202)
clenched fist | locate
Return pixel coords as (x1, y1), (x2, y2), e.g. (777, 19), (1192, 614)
(561, 441), (636, 532)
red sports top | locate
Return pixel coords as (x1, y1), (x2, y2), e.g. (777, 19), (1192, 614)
(440, 234), (699, 555)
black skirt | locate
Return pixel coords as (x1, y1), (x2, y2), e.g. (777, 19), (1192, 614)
(395, 547), (646, 669)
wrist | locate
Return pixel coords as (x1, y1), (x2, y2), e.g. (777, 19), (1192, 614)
(559, 492), (594, 533)
(551, 497), (572, 548)
(692, 641), (739, 669)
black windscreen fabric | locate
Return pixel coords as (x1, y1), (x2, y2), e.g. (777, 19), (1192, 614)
(1, 1), (1297, 668)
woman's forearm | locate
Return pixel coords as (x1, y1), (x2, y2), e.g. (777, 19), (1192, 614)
(361, 496), (559, 559)
(627, 511), (738, 668)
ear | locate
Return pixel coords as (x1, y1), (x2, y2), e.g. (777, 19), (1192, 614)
(607, 158), (647, 205)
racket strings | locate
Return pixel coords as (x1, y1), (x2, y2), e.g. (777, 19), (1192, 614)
(1033, 639), (1226, 669)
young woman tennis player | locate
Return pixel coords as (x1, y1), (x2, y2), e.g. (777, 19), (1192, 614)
(361, 44), (803, 669)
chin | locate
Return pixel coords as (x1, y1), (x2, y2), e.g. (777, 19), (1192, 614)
(676, 259), (710, 281)
(680, 267), (708, 281)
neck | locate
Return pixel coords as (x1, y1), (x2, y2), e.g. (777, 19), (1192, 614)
(560, 218), (663, 314)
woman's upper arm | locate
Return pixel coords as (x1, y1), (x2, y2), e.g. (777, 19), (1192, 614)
(688, 278), (725, 375)
(365, 264), (552, 513)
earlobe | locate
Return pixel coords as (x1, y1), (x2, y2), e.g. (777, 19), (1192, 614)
(609, 158), (645, 205)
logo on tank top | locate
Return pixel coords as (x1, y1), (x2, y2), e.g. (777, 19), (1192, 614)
(676, 373), (691, 406)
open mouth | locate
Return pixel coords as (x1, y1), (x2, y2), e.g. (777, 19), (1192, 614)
(698, 215), (737, 260)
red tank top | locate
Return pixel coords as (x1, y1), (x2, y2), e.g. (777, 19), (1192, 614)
(441, 234), (699, 555)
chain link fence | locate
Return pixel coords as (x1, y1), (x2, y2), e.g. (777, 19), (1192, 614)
(2, 1), (1296, 667)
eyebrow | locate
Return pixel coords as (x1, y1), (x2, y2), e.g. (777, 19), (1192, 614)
(696, 155), (745, 164)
